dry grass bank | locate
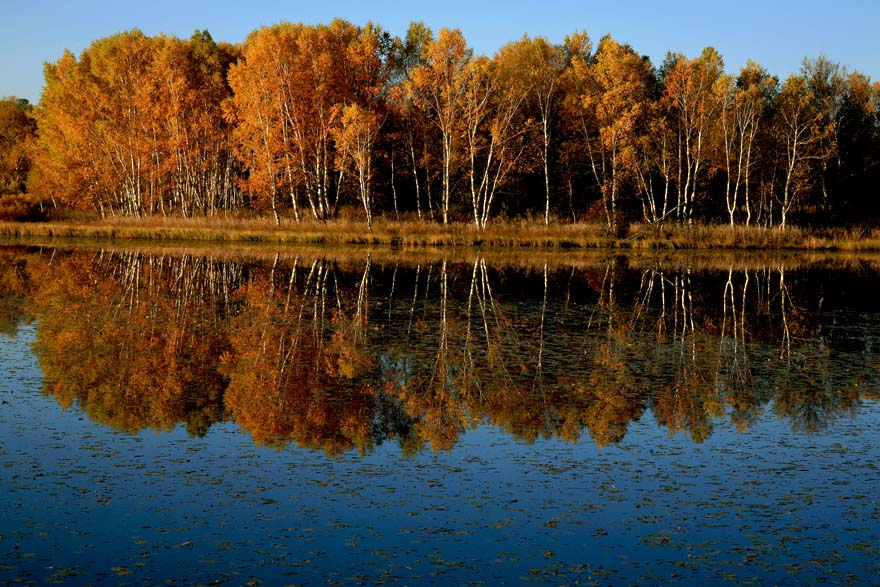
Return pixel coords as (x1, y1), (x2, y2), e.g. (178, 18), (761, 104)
(0, 217), (614, 247)
(632, 223), (880, 251)
(1, 217), (880, 252)
(5, 225), (880, 274)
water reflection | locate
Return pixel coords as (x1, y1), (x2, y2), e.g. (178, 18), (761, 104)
(7, 246), (879, 453)
(31, 251), (239, 435)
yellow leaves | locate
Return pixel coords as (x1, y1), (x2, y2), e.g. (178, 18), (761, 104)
(577, 36), (651, 138)
(34, 30), (237, 215)
(334, 103), (380, 169)
(563, 29), (592, 64)
(408, 28), (471, 122)
(844, 71), (875, 114)
(227, 20), (386, 220)
(662, 47), (725, 119)
(561, 34), (651, 222)
(0, 97), (36, 196)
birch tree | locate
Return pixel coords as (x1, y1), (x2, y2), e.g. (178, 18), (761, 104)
(635, 102), (676, 224)
(147, 32), (239, 216)
(774, 74), (834, 229)
(408, 28), (472, 224)
(461, 54), (530, 229)
(500, 35), (566, 224)
(34, 32), (155, 217)
(226, 25), (290, 223)
(333, 104), (381, 229)
(661, 47), (725, 223)
(568, 36), (651, 231)
(228, 20), (385, 224)
(718, 61), (776, 225)
(387, 22), (434, 220)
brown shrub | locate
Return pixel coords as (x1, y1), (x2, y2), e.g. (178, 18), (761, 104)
(0, 194), (47, 222)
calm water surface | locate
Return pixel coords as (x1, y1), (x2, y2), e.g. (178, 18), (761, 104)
(1, 245), (879, 585)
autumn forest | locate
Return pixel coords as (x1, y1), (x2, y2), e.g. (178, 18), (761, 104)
(3, 20), (880, 231)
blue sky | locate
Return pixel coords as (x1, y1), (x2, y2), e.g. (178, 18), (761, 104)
(2, 0), (878, 104)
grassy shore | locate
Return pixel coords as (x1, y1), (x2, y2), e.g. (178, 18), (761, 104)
(1, 216), (879, 251)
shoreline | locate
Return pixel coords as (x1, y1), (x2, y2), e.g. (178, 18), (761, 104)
(1, 218), (879, 252)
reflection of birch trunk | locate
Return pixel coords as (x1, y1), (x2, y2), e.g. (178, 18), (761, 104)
(464, 259), (479, 396)
(461, 257), (517, 400)
(721, 268), (754, 420)
(282, 256), (300, 313)
(586, 263), (611, 336)
(314, 262), (327, 341)
(388, 263), (397, 323)
(671, 271), (691, 340)
(722, 268), (733, 342)
(457, 258), (520, 402)
(722, 267), (751, 353)
(431, 260), (449, 391)
(278, 258), (317, 377)
(659, 270), (667, 334)
(116, 251), (142, 314)
(274, 258), (334, 377)
(423, 264), (433, 313)
(474, 258), (511, 392)
(634, 268), (651, 326)
(268, 253), (279, 294)
(111, 251), (244, 324)
(779, 267), (791, 360)
(354, 255), (371, 345)
(632, 265), (673, 338)
(672, 269), (692, 389)
(534, 261), (548, 392)
(582, 257), (645, 446)
(685, 270), (695, 338)
(673, 269), (696, 362)
(407, 264), (421, 336)
(741, 272), (749, 340)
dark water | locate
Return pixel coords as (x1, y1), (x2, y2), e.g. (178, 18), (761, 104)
(1, 245), (879, 585)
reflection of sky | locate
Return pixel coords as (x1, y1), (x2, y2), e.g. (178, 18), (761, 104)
(2, 322), (879, 584)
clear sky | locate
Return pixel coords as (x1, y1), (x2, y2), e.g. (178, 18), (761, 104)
(2, 0), (878, 104)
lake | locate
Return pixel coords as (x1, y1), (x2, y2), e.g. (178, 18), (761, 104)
(1, 244), (879, 585)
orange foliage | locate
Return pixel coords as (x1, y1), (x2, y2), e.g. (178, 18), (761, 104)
(221, 267), (380, 454)
(227, 20), (386, 224)
(30, 252), (230, 434)
(33, 31), (238, 217)
(0, 97), (36, 196)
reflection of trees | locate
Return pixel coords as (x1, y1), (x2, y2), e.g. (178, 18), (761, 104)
(222, 256), (418, 455)
(465, 258), (559, 444)
(720, 268), (761, 431)
(0, 249), (36, 335)
(386, 260), (473, 451)
(648, 266), (730, 443)
(642, 262), (874, 439)
(31, 251), (237, 435)
(578, 258), (645, 447)
(768, 267), (864, 434)
(10, 247), (880, 452)
(390, 258), (604, 448)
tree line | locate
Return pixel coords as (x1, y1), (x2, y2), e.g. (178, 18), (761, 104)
(4, 20), (880, 229)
